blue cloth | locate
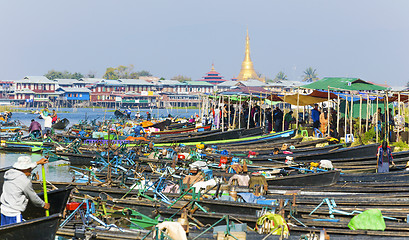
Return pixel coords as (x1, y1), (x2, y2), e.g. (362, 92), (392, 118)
(311, 109), (320, 122)
(220, 150), (229, 155)
(125, 109), (131, 114)
(1, 213), (22, 226)
(237, 192), (266, 203)
(133, 125), (145, 136)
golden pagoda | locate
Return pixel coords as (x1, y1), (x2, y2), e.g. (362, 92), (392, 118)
(237, 29), (264, 82)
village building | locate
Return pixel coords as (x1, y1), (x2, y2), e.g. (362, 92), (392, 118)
(197, 64), (227, 85)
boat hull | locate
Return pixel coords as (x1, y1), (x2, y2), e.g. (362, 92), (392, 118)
(0, 214), (61, 240)
(266, 170), (341, 187)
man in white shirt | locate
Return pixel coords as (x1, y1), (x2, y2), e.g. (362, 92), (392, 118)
(394, 109), (405, 141)
(40, 110), (52, 136)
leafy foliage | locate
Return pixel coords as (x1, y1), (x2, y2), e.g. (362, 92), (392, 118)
(102, 65), (152, 80)
(171, 75), (191, 82)
(273, 71), (288, 82)
(392, 140), (409, 151)
(302, 67), (319, 82)
(44, 70), (84, 80)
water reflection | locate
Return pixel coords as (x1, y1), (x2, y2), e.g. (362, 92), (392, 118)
(0, 152), (73, 182)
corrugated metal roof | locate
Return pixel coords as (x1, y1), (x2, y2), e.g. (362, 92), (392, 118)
(157, 80), (183, 86)
(56, 87), (91, 93)
(266, 80), (305, 87)
(302, 77), (388, 91)
(97, 79), (124, 86)
(118, 79), (154, 86)
(183, 81), (213, 86)
(79, 78), (104, 83)
(20, 76), (54, 84)
(217, 81), (238, 87)
(238, 79), (266, 87)
(54, 79), (79, 85)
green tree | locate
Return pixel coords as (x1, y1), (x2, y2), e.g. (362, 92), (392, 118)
(274, 71), (288, 82)
(103, 67), (119, 80)
(44, 70), (63, 80)
(102, 65), (152, 79)
(136, 70), (152, 77)
(45, 70), (83, 80)
(71, 72), (84, 80)
(86, 71), (96, 78)
(302, 67), (319, 82)
(171, 75), (191, 82)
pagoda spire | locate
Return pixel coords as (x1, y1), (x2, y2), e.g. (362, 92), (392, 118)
(237, 28), (262, 82)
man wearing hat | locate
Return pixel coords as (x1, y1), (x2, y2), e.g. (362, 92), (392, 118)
(0, 156), (50, 226)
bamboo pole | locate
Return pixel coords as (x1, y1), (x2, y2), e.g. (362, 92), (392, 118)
(262, 94), (266, 128)
(366, 94), (369, 132)
(221, 95), (224, 132)
(238, 96), (242, 129)
(327, 87), (331, 136)
(386, 91), (389, 142)
(282, 94), (287, 132)
(247, 94), (252, 129)
(232, 98), (237, 129)
(359, 95), (362, 135)
(398, 92), (401, 141)
(376, 94), (379, 143)
(337, 94), (340, 136)
(296, 87), (300, 130)
(344, 96), (348, 138)
(228, 95), (231, 129)
(350, 94), (353, 136)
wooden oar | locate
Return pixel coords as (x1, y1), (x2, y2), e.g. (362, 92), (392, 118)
(41, 163), (49, 216)
(376, 154), (379, 173)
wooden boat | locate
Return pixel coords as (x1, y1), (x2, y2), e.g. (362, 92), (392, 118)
(0, 126), (23, 132)
(154, 129), (296, 147)
(153, 127), (263, 144)
(114, 110), (127, 118)
(52, 118), (70, 130)
(338, 170), (409, 183)
(166, 121), (195, 130)
(149, 119), (172, 131)
(293, 143), (380, 161)
(0, 213), (61, 240)
(55, 151), (96, 165)
(265, 170), (341, 186)
(150, 124), (212, 135)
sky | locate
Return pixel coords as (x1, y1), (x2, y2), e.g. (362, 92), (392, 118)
(1, 0), (409, 86)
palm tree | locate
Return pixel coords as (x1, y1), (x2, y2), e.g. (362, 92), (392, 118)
(274, 71), (288, 82)
(303, 67), (319, 82)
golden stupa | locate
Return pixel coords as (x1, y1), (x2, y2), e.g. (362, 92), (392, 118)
(237, 29), (264, 82)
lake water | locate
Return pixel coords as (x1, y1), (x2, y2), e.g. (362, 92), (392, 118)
(2, 107), (199, 182)
(12, 107), (200, 128)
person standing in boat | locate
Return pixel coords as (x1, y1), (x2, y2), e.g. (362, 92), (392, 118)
(311, 104), (321, 130)
(146, 112), (151, 121)
(377, 141), (395, 173)
(125, 107), (132, 119)
(51, 110), (58, 124)
(40, 110), (52, 137)
(0, 156), (50, 226)
(320, 109), (329, 135)
(273, 106), (283, 132)
(284, 110), (294, 131)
